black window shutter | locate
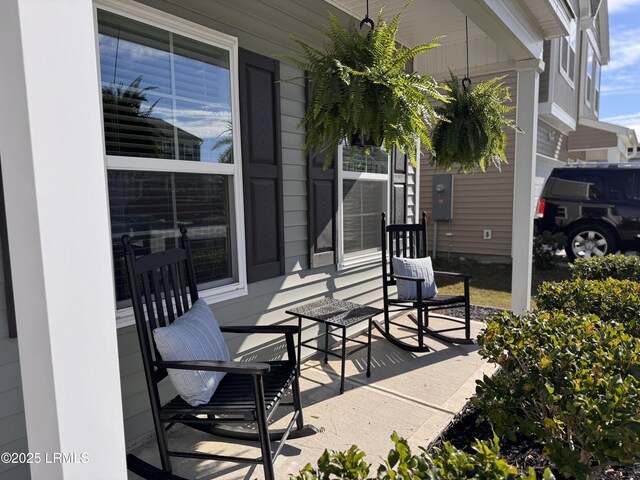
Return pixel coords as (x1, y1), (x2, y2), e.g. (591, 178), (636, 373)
(391, 147), (408, 224)
(239, 48), (285, 283)
(0, 163), (16, 338)
(306, 81), (338, 268)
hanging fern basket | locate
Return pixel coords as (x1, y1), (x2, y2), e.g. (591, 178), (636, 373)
(431, 72), (522, 173)
(284, 6), (447, 170)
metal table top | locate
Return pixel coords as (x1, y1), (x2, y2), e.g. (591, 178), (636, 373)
(286, 297), (382, 328)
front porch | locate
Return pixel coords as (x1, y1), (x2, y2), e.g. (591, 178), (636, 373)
(127, 315), (492, 479)
(0, 0), (573, 478)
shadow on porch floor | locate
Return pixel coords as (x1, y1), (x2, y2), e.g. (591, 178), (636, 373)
(127, 314), (495, 480)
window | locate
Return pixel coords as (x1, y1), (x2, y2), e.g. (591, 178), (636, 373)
(585, 44), (594, 106)
(96, 3), (246, 310)
(550, 171), (603, 200)
(338, 145), (389, 267)
(584, 41), (601, 112)
(624, 173), (640, 201)
(559, 22), (576, 85)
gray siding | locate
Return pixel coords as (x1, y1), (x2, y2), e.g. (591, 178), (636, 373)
(135, 0), (351, 59)
(407, 163), (418, 222)
(539, 40), (551, 103)
(280, 62), (309, 272)
(419, 70), (517, 258)
(552, 67), (578, 119)
(0, 241), (29, 480)
(541, 38), (577, 123)
(568, 124), (617, 150)
(118, 0), (389, 447)
(537, 121), (570, 162)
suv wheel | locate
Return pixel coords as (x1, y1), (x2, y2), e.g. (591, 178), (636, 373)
(566, 224), (617, 261)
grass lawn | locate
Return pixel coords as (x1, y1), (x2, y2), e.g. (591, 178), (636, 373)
(432, 256), (572, 309)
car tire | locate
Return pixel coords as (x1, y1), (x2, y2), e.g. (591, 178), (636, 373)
(565, 224), (617, 261)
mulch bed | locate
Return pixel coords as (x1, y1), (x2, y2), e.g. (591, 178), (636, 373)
(430, 402), (640, 479)
(436, 304), (507, 323)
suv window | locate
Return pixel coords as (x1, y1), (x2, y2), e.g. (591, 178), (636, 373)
(547, 171), (604, 200)
(624, 173), (640, 201)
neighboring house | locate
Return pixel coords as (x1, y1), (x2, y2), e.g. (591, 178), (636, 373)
(0, 0), (570, 478)
(567, 118), (638, 164)
(420, 0), (638, 261)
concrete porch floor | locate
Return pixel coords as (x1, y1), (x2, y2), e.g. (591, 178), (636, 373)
(128, 315), (495, 480)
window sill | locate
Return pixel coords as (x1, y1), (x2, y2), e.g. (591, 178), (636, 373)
(115, 282), (248, 329)
(338, 252), (381, 271)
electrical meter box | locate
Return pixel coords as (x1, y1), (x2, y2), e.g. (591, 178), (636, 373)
(432, 174), (453, 220)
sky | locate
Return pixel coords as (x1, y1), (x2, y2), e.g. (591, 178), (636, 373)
(600, 0), (640, 137)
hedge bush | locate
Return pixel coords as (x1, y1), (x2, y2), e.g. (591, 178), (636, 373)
(570, 255), (640, 282)
(291, 432), (554, 479)
(536, 278), (640, 338)
(476, 311), (640, 480)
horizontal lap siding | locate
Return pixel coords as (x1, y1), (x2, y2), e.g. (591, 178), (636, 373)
(118, 0), (385, 447)
(568, 125), (617, 150)
(553, 68), (578, 119)
(538, 121), (569, 162)
(0, 237), (29, 480)
(539, 40), (551, 103)
(419, 70), (517, 258)
(407, 163), (417, 222)
(281, 63), (308, 273)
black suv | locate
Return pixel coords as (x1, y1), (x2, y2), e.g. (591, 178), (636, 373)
(535, 164), (640, 261)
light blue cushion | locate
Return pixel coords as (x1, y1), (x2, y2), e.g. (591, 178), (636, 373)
(392, 256), (438, 300)
(153, 298), (230, 407)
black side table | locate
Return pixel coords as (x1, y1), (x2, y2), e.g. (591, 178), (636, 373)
(286, 297), (382, 394)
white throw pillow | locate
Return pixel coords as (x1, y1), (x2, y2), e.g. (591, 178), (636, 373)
(392, 256), (438, 300)
(153, 298), (230, 407)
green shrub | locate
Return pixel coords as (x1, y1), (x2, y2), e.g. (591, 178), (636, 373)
(476, 311), (640, 480)
(290, 432), (554, 479)
(536, 278), (640, 337)
(532, 232), (565, 270)
(426, 435), (554, 480)
(570, 255), (640, 282)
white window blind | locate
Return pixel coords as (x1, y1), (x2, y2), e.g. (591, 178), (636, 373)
(97, 5), (245, 308)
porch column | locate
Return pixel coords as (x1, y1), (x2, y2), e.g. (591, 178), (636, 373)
(0, 1), (126, 479)
(511, 58), (544, 314)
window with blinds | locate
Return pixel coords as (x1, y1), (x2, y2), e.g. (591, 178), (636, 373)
(97, 5), (244, 307)
(98, 10), (233, 163)
(341, 146), (389, 258)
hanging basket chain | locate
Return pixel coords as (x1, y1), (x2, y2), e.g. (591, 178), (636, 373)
(462, 16), (472, 91)
(360, 0), (375, 30)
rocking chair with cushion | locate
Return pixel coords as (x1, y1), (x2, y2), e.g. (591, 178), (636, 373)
(122, 227), (315, 480)
(376, 212), (472, 352)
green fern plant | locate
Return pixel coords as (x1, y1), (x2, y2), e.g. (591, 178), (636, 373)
(284, 5), (447, 169)
(431, 72), (522, 173)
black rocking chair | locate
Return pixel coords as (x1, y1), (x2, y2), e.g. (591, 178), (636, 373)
(375, 212), (473, 352)
(122, 227), (316, 480)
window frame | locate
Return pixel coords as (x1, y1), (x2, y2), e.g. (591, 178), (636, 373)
(337, 145), (391, 270)
(558, 21), (577, 87)
(94, 0), (247, 327)
(585, 42), (594, 107)
(594, 60), (601, 114)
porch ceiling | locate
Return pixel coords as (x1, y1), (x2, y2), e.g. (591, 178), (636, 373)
(326, 0), (570, 61)
(324, 0), (473, 48)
